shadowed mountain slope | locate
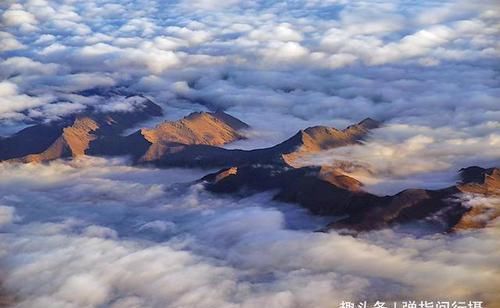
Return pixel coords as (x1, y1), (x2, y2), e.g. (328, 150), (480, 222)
(453, 167), (500, 230)
(139, 111), (249, 162)
(87, 110), (249, 161)
(1, 96), (163, 163)
(2, 105), (497, 233)
(146, 117), (380, 168)
(0, 123), (67, 161)
(202, 164), (499, 233)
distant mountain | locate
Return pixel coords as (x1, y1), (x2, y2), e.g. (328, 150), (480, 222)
(139, 111), (249, 162)
(1, 96), (163, 162)
(457, 166), (499, 195)
(280, 117), (380, 166)
(15, 117), (100, 163)
(2, 100), (497, 234)
(202, 165), (499, 233)
(144, 117), (380, 168)
(0, 122), (67, 161)
(0, 100), (253, 164)
(453, 167), (500, 230)
(1, 100), (379, 169)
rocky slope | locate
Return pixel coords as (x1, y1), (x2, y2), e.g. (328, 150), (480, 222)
(145, 117), (379, 168)
(86, 110), (249, 162)
(457, 166), (499, 195)
(1, 96), (163, 163)
(0, 122), (67, 161)
(1, 103), (378, 168)
(1, 103), (250, 164)
(15, 117), (100, 163)
(203, 165), (499, 233)
(281, 117), (380, 166)
(1, 104), (497, 233)
(139, 111), (249, 162)
(453, 167), (500, 230)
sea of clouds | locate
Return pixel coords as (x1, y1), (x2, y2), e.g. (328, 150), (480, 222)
(1, 0), (500, 306)
(0, 158), (499, 307)
(1, 0), (499, 188)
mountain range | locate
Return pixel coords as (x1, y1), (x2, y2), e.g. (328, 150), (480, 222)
(1, 98), (498, 233)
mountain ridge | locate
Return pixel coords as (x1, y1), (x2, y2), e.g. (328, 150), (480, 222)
(203, 164), (499, 233)
(1, 96), (163, 163)
(143, 117), (381, 168)
(1, 102), (497, 234)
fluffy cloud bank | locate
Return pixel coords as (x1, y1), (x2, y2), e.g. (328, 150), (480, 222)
(0, 0), (499, 122)
(0, 0), (498, 183)
(298, 122), (500, 194)
(0, 158), (499, 307)
(0, 0), (499, 306)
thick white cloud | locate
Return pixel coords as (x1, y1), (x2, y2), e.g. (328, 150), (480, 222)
(0, 158), (498, 307)
(0, 0), (498, 132)
(180, 0), (246, 10)
(97, 95), (149, 113)
(0, 1), (499, 305)
(0, 31), (25, 51)
(247, 23), (303, 42)
(0, 81), (54, 120)
(296, 122), (500, 194)
(261, 41), (310, 62)
(2, 4), (38, 27)
(0, 57), (61, 77)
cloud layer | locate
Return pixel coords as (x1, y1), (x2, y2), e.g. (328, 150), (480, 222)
(1, 0), (499, 188)
(1, 1), (499, 306)
(0, 158), (499, 307)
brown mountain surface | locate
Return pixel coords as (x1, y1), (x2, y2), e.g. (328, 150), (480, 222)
(0, 123), (66, 161)
(457, 166), (500, 195)
(1, 104), (497, 234)
(202, 164), (386, 216)
(281, 117), (380, 166)
(16, 117), (99, 163)
(144, 117), (380, 168)
(1, 108), (378, 170)
(318, 166), (363, 191)
(139, 111), (249, 162)
(0, 108), (249, 164)
(203, 165), (499, 233)
(453, 167), (500, 230)
(1, 97), (163, 163)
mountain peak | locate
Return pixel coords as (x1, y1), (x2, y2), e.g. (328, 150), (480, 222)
(357, 117), (380, 129)
(458, 166), (496, 184)
(457, 166), (499, 195)
(11, 116), (99, 163)
(0, 98), (163, 163)
(139, 111), (249, 162)
(304, 125), (341, 135)
(212, 110), (249, 130)
(344, 117), (381, 132)
(278, 119), (381, 167)
(454, 166), (500, 230)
